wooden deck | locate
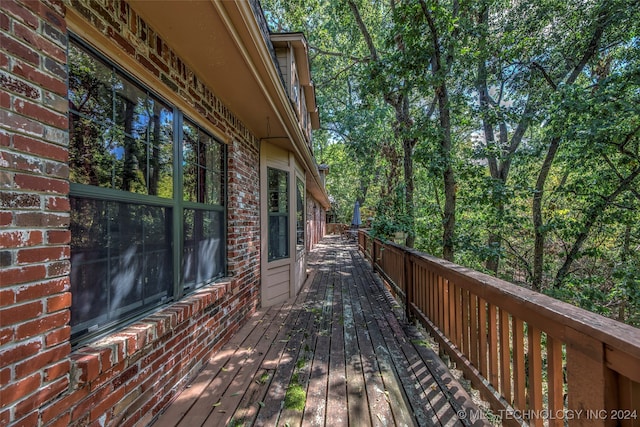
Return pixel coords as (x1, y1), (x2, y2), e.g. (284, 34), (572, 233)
(152, 235), (484, 427)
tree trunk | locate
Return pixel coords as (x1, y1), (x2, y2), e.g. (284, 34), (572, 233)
(441, 133), (456, 261)
(532, 137), (560, 291)
(618, 223), (632, 321)
(486, 231), (501, 274)
(476, 14), (500, 273)
(421, 0), (456, 261)
(554, 166), (640, 287)
(349, 0), (417, 248)
(531, 3), (610, 291)
(403, 136), (416, 248)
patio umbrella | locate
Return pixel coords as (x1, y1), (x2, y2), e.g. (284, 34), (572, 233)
(351, 200), (361, 228)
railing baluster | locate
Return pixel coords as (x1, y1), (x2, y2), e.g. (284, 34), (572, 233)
(566, 329), (609, 427)
(444, 279), (451, 338)
(432, 273), (438, 329)
(405, 252), (413, 320)
(417, 264), (423, 316)
(512, 317), (526, 410)
(446, 282), (458, 344)
(478, 297), (488, 377)
(437, 275), (444, 331)
(451, 281), (458, 350)
(452, 285), (459, 350)
(430, 271), (436, 325)
(419, 264), (425, 316)
(488, 303), (499, 388)
(469, 293), (479, 369)
(422, 266), (428, 318)
(547, 335), (564, 427)
(528, 326), (543, 426)
(500, 309), (512, 403)
(456, 287), (464, 348)
(462, 288), (470, 355)
(617, 376), (640, 427)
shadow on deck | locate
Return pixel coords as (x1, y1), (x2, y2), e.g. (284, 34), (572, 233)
(152, 235), (485, 427)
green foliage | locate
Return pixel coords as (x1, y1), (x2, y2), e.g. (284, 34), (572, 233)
(544, 260), (640, 328)
(370, 184), (413, 240)
(262, 0), (640, 326)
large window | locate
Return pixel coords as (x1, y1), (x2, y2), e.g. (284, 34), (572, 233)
(68, 37), (226, 346)
(267, 167), (289, 261)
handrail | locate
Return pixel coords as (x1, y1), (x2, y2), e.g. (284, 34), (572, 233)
(358, 230), (640, 427)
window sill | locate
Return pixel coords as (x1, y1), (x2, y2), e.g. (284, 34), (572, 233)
(69, 278), (234, 388)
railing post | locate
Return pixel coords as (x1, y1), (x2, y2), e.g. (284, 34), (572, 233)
(404, 251), (413, 321)
(565, 328), (610, 427)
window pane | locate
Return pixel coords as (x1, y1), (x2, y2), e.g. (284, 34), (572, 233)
(268, 215), (289, 261)
(296, 177), (304, 251)
(114, 75), (147, 194)
(70, 197), (173, 344)
(182, 121), (224, 205)
(203, 133), (222, 204)
(204, 172), (220, 206)
(268, 168), (288, 213)
(69, 198), (109, 330)
(68, 41), (173, 198)
(145, 98), (174, 198)
(183, 209), (225, 290)
(182, 121), (198, 202)
(268, 167), (289, 261)
(206, 138), (222, 172)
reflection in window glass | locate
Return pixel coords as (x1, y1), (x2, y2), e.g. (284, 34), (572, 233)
(67, 44), (114, 126)
(70, 197), (173, 342)
(268, 168), (289, 261)
(183, 209), (225, 290)
(296, 177), (304, 252)
(68, 42), (174, 198)
(182, 121), (224, 205)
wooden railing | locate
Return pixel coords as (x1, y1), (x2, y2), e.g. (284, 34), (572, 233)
(358, 230), (640, 427)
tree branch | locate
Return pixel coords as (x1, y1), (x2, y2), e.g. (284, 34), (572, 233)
(530, 62), (557, 90)
(347, 0), (379, 62)
(316, 61), (361, 88)
(309, 44), (368, 62)
(565, 3), (610, 85)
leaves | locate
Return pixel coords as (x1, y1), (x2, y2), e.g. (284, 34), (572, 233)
(262, 0), (640, 325)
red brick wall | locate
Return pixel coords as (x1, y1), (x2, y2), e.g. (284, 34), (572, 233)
(0, 1), (261, 426)
(1, 1), (71, 426)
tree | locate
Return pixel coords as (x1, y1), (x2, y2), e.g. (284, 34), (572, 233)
(529, 0), (638, 290)
(261, 0), (640, 324)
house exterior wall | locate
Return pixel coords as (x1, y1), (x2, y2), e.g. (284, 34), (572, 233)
(0, 1), (261, 426)
(306, 195), (326, 252)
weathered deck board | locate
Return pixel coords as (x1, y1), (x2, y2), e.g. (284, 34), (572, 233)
(325, 252), (348, 427)
(152, 236), (487, 427)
